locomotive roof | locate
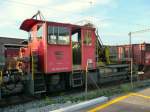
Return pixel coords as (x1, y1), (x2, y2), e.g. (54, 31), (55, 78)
(20, 19), (95, 32)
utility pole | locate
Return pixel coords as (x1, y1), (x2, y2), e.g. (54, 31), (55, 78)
(128, 32), (133, 88)
(84, 0), (94, 100)
(85, 60), (89, 100)
(128, 28), (150, 88)
(89, 1), (93, 6)
(89, 0), (94, 23)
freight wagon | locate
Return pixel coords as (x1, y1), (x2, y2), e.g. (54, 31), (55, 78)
(0, 44), (26, 97)
(117, 43), (150, 79)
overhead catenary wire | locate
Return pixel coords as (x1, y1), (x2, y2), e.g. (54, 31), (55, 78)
(4, 0), (150, 27)
(3, 0), (44, 8)
(3, 0), (91, 15)
(3, 0), (150, 29)
(129, 28), (150, 35)
(1, 0), (74, 19)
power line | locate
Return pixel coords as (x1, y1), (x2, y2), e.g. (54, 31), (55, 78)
(4, 0), (96, 15)
(129, 28), (150, 35)
(5, 0), (44, 8)
(3, 0), (150, 28)
(3, 0), (73, 14)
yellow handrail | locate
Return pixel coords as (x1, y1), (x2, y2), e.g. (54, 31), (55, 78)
(0, 71), (3, 84)
(31, 55), (34, 80)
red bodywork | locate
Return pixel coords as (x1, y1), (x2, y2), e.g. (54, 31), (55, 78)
(117, 43), (150, 65)
(20, 19), (96, 74)
(5, 48), (19, 58)
(4, 45), (24, 70)
(81, 29), (96, 69)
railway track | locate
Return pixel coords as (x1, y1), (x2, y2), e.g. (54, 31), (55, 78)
(0, 79), (135, 108)
(1, 80), (149, 112)
(0, 94), (38, 108)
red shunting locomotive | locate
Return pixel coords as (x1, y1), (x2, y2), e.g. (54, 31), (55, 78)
(19, 13), (97, 94)
(0, 12), (130, 98)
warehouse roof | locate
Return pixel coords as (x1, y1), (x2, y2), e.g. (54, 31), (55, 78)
(0, 37), (26, 45)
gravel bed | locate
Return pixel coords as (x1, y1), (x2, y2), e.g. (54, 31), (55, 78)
(26, 101), (77, 112)
(0, 99), (78, 112)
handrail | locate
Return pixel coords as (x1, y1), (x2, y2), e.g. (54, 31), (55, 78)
(0, 71), (3, 84)
(31, 55), (34, 80)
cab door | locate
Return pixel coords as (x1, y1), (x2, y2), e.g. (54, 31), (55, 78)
(81, 28), (96, 69)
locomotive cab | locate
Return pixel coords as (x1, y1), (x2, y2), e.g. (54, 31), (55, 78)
(20, 19), (96, 73)
(20, 18), (97, 93)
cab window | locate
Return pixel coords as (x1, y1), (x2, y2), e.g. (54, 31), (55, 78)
(83, 30), (92, 46)
(37, 25), (43, 39)
(48, 26), (70, 45)
(28, 30), (33, 41)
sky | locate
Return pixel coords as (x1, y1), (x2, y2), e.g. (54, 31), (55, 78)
(0, 0), (150, 45)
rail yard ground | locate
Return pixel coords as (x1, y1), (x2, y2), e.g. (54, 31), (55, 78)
(68, 87), (150, 112)
(0, 79), (149, 112)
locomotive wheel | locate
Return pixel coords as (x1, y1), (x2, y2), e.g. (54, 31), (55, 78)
(46, 74), (66, 92)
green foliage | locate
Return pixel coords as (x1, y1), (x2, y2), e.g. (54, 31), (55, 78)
(45, 96), (55, 105)
(120, 84), (132, 93)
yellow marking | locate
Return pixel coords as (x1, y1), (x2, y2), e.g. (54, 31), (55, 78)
(88, 92), (150, 112)
(88, 93), (133, 112)
(131, 93), (150, 99)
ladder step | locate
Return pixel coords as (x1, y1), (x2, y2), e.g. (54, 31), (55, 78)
(34, 83), (45, 87)
(72, 72), (83, 87)
(73, 74), (82, 79)
(72, 70), (83, 73)
(72, 84), (82, 87)
(34, 76), (44, 80)
(34, 85), (46, 92)
(33, 73), (46, 93)
(72, 80), (83, 87)
(72, 77), (83, 80)
(34, 72), (42, 74)
(34, 90), (46, 94)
